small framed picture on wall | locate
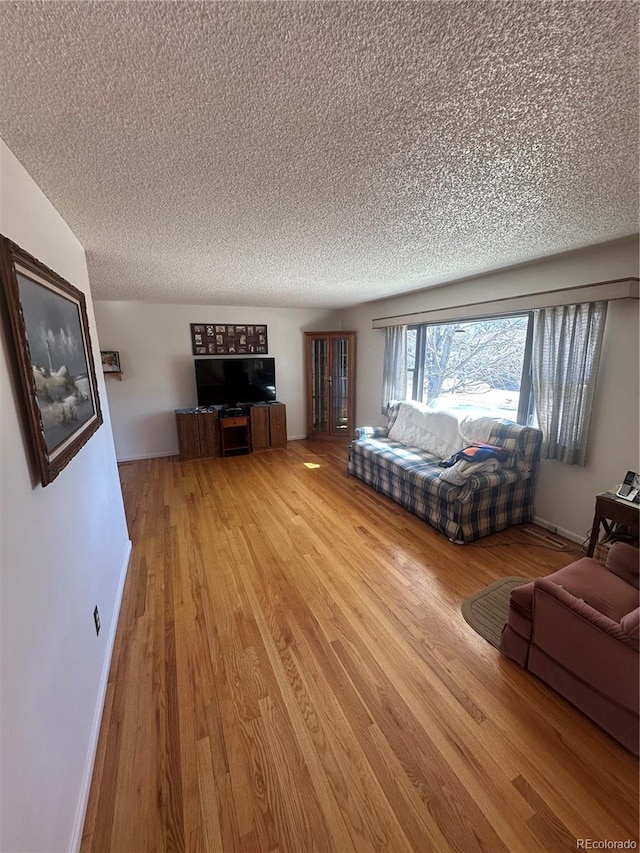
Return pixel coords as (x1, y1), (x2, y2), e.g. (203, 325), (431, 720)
(101, 350), (121, 373)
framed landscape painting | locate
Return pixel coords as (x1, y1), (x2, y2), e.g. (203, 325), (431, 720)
(0, 236), (103, 485)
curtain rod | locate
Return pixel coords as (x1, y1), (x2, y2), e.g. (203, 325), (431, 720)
(371, 278), (639, 328)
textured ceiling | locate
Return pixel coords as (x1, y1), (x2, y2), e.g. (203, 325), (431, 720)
(0, 1), (637, 308)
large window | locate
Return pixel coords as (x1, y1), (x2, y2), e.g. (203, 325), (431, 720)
(406, 314), (533, 422)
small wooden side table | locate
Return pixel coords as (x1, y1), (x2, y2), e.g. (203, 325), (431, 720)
(586, 492), (640, 557)
(220, 415), (251, 457)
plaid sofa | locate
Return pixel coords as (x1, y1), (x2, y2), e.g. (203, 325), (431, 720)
(347, 403), (543, 542)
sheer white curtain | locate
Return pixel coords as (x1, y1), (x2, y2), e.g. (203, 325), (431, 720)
(381, 325), (407, 414)
(532, 301), (607, 466)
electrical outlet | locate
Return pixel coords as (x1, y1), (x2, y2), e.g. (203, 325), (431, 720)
(93, 606), (101, 636)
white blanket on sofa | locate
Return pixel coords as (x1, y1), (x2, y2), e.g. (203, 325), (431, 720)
(459, 415), (499, 445)
(387, 401), (462, 459)
(438, 458), (501, 485)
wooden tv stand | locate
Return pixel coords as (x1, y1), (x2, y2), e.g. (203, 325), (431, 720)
(175, 403), (287, 460)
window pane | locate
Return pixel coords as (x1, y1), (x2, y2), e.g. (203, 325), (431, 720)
(420, 316), (530, 419)
(406, 328), (417, 399)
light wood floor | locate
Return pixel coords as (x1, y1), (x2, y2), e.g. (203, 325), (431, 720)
(82, 441), (639, 853)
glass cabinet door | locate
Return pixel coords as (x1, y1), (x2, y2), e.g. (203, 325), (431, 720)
(330, 336), (351, 435)
(310, 337), (328, 433)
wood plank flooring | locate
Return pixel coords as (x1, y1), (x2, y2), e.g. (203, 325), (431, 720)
(81, 441), (639, 852)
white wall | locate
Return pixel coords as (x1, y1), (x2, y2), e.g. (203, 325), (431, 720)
(340, 236), (640, 541)
(0, 140), (131, 852)
(93, 301), (341, 461)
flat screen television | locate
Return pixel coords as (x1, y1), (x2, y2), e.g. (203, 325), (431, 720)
(195, 357), (276, 407)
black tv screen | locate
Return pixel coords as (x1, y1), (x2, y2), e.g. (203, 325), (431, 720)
(195, 357), (276, 406)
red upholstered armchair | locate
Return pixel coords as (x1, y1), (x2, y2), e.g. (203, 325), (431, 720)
(500, 542), (639, 755)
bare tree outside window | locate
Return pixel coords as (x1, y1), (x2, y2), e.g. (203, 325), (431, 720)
(407, 315), (532, 419)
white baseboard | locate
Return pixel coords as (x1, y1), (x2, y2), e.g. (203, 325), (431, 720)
(70, 538), (133, 852)
(117, 450), (179, 462)
(532, 515), (583, 544)
(116, 443), (313, 462)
